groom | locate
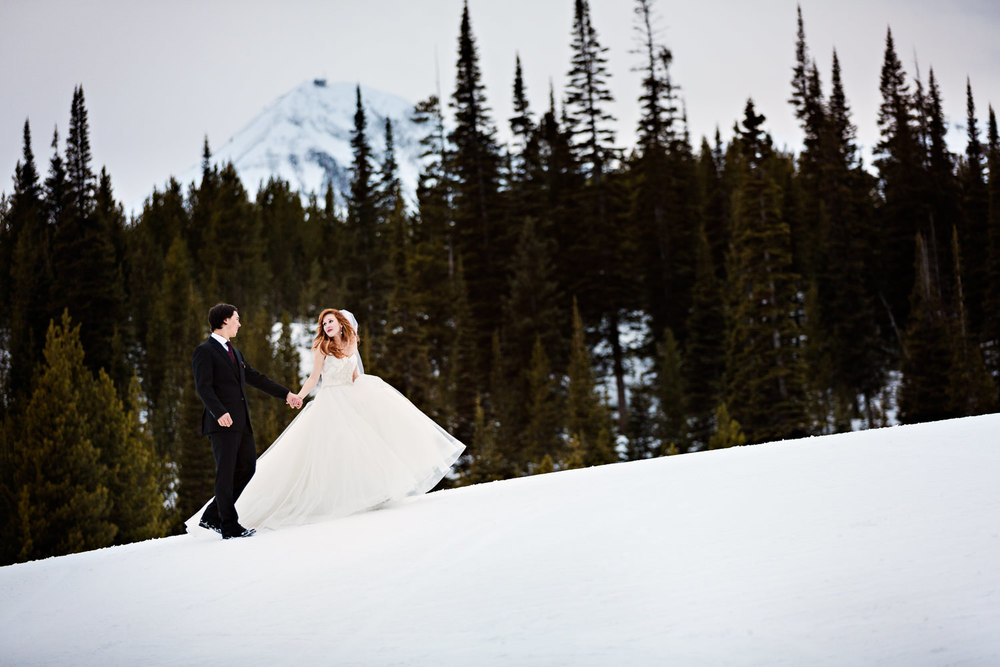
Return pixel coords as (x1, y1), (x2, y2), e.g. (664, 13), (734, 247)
(192, 303), (303, 539)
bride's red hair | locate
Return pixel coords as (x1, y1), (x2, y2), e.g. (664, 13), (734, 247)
(313, 309), (358, 358)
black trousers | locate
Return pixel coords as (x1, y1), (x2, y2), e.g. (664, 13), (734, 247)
(200, 427), (257, 533)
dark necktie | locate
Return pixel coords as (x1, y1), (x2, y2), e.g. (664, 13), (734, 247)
(226, 344), (238, 370)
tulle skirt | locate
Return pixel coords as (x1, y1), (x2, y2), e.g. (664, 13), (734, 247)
(186, 375), (465, 531)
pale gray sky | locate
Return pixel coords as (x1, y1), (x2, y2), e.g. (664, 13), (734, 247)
(2, 0), (999, 210)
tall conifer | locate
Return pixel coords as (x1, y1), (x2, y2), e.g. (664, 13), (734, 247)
(810, 50), (884, 424)
(631, 0), (696, 346)
(5, 121), (51, 411)
(958, 79), (990, 335)
(724, 101), (809, 442)
(564, 0), (632, 435)
(10, 313), (117, 562)
(983, 106), (1000, 384)
(509, 54), (533, 167)
(565, 300), (615, 467)
(945, 228), (997, 416)
(346, 86), (385, 337)
(450, 1), (504, 381)
(683, 224), (725, 447)
(874, 27), (925, 335)
(899, 234), (954, 423)
(524, 336), (562, 469)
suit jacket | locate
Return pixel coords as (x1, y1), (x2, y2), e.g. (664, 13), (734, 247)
(192, 338), (290, 436)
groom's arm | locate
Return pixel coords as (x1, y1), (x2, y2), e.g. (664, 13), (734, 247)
(241, 355), (293, 401)
(192, 345), (228, 420)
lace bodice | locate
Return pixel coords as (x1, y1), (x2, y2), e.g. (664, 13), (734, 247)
(321, 353), (358, 388)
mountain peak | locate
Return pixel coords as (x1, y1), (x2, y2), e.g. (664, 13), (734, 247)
(174, 80), (423, 207)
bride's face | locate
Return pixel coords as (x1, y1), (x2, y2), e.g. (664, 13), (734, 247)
(323, 315), (341, 338)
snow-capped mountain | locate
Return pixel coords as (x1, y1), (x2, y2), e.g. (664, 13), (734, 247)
(175, 79), (425, 207)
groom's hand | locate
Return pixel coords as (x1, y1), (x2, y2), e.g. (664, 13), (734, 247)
(217, 412), (233, 427)
(286, 393), (303, 409)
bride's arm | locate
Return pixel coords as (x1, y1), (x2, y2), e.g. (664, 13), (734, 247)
(297, 347), (325, 399)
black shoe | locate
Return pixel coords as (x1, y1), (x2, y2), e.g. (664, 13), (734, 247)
(198, 519), (222, 535)
(222, 525), (256, 539)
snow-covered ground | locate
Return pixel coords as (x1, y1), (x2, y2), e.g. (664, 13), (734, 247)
(2, 414), (998, 666)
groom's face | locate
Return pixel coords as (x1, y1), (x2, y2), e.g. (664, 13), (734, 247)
(221, 311), (241, 339)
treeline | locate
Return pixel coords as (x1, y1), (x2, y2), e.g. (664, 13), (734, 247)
(1, 0), (998, 564)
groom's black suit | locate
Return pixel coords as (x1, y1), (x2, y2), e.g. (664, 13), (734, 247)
(192, 337), (290, 535)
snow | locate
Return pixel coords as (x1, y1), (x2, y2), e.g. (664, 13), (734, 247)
(163, 80), (425, 212)
(2, 414), (999, 665)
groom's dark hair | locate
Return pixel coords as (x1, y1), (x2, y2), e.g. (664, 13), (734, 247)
(209, 303), (237, 331)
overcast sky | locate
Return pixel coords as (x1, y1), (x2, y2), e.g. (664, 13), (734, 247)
(2, 0), (999, 211)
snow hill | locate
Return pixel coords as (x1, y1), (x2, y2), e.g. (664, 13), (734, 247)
(2, 414), (999, 666)
(171, 80), (424, 209)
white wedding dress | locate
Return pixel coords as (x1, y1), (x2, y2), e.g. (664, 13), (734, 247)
(186, 353), (465, 532)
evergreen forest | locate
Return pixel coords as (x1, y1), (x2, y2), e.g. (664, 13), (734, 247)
(1, 1), (998, 564)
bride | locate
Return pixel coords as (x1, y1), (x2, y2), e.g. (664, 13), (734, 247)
(187, 308), (465, 532)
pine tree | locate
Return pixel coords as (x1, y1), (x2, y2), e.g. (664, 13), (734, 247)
(789, 5), (826, 228)
(346, 84), (381, 334)
(523, 336), (562, 470)
(444, 258), (478, 445)
(984, 106), (1000, 385)
(0, 414), (15, 563)
(144, 236), (208, 527)
(486, 330), (521, 476)
(501, 217), (563, 382)
(898, 234), (955, 424)
(564, 0), (634, 436)
(509, 54), (533, 170)
(536, 87), (584, 279)
(65, 86), (97, 219)
(10, 313), (117, 562)
(258, 177), (307, 312)
(449, 1), (504, 380)
(46, 88), (126, 378)
(236, 307), (285, 453)
(94, 168), (130, 394)
(412, 94), (455, 271)
(706, 403), (746, 450)
(683, 224), (725, 448)
(377, 117), (404, 219)
(874, 27), (925, 336)
(90, 370), (167, 544)
(811, 49), (885, 425)
(958, 79), (990, 335)
(655, 328), (686, 453)
(5, 120), (52, 412)
(464, 394), (504, 484)
(565, 300), (615, 467)
(630, 0), (697, 346)
(921, 69), (960, 306)
(128, 179), (190, 374)
(724, 100), (810, 442)
(1, 122), (42, 335)
(565, 0), (616, 178)
(200, 163), (267, 308)
(633, 0), (674, 152)
(946, 228), (997, 416)
(188, 137), (220, 287)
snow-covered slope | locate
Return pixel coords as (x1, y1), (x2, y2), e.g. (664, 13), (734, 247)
(2, 415), (999, 665)
(171, 80), (424, 208)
